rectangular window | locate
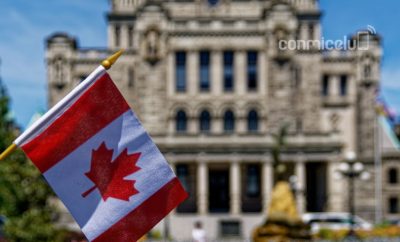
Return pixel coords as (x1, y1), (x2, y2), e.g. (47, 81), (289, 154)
(293, 67), (301, 89)
(322, 75), (329, 96)
(199, 51), (210, 91)
(176, 51), (186, 92)
(247, 51), (258, 91)
(115, 25), (121, 47)
(340, 75), (347, 96)
(223, 51), (234, 92)
(389, 197), (399, 214)
(128, 26), (134, 48)
(296, 118), (303, 133)
(176, 164), (197, 213)
(389, 168), (398, 184)
(309, 23), (315, 40)
(177, 164), (189, 191)
(242, 164), (262, 213)
(246, 164), (260, 197)
(209, 168), (230, 213)
(220, 221), (241, 237)
(128, 68), (134, 88)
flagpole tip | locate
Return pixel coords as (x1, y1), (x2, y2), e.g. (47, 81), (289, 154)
(102, 49), (124, 70)
(0, 143), (17, 161)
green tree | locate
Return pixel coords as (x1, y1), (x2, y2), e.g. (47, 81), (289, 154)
(0, 80), (64, 242)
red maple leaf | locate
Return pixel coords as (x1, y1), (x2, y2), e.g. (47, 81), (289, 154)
(81, 142), (141, 201)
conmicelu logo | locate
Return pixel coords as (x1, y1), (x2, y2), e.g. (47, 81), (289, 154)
(279, 25), (376, 51)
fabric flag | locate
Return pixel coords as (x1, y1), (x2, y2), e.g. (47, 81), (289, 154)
(18, 70), (188, 241)
(376, 95), (396, 124)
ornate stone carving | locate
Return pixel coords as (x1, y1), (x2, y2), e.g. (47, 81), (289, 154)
(330, 113), (340, 132)
(143, 27), (162, 64)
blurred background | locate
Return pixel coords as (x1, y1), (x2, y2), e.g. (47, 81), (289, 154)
(1, 0), (400, 241)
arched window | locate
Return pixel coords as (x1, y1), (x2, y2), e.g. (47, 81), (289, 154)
(389, 168), (398, 184)
(247, 110), (259, 132)
(176, 110), (187, 132)
(208, 0), (219, 6)
(199, 110), (211, 132)
(224, 110), (235, 132)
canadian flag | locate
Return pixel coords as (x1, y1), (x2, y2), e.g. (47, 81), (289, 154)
(19, 70), (188, 241)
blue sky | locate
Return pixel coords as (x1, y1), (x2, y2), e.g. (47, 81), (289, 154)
(0, 0), (399, 128)
(0, 0), (108, 128)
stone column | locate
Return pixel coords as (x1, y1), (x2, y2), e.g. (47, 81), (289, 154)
(120, 24), (128, 49)
(230, 160), (241, 214)
(197, 161), (208, 214)
(237, 115), (246, 135)
(315, 23), (322, 40)
(235, 50), (246, 95)
(295, 159), (306, 214)
(214, 115), (223, 134)
(187, 51), (199, 96)
(262, 161), (273, 213)
(300, 23), (308, 41)
(327, 161), (344, 212)
(188, 116), (197, 135)
(108, 24), (115, 48)
(211, 50), (222, 95)
(258, 50), (267, 95)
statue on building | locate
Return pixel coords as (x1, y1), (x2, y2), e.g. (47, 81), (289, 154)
(143, 27), (161, 64)
(53, 56), (67, 90)
(330, 113), (340, 132)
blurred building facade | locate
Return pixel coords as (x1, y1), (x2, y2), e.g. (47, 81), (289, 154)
(45, 0), (394, 240)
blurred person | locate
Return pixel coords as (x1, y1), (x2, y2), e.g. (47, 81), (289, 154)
(192, 221), (206, 242)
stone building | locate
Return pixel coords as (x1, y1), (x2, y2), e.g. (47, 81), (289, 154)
(45, 0), (391, 240)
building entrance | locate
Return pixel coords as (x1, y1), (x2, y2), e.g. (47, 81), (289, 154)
(306, 162), (327, 212)
(209, 168), (230, 213)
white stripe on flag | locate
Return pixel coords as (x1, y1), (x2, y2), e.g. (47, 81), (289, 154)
(16, 66), (106, 146)
(43, 110), (175, 240)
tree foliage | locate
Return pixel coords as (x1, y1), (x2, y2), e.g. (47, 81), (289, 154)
(0, 80), (64, 242)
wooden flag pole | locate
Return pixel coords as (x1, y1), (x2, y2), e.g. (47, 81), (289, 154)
(0, 143), (17, 161)
(0, 50), (124, 161)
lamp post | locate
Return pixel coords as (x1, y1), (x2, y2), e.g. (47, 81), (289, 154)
(334, 151), (370, 238)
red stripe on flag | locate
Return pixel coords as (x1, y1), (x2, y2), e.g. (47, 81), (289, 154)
(93, 177), (188, 242)
(21, 73), (130, 173)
